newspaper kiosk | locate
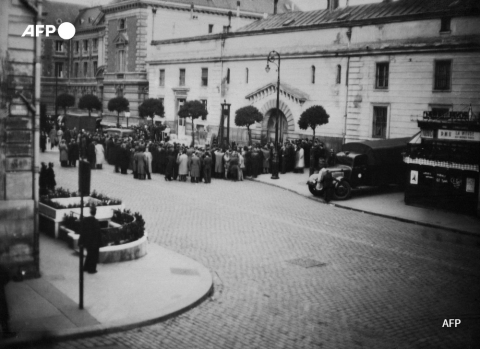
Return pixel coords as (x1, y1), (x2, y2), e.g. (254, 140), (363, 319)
(404, 109), (480, 216)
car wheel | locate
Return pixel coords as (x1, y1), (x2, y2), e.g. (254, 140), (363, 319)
(333, 180), (351, 200)
(308, 184), (322, 197)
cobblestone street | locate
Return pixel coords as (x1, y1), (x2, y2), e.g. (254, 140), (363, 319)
(31, 151), (480, 349)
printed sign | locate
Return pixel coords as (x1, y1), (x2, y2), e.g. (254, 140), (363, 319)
(410, 170), (418, 185)
(466, 178), (475, 193)
(437, 130), (480, 142)
(421, 129), (434, 139)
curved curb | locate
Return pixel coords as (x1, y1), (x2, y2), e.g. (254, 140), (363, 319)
(3, 261), (214, 349)
(247, 178), (480, 246)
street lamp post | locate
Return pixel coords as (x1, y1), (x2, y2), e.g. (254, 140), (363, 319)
(265, 51), (280, 180)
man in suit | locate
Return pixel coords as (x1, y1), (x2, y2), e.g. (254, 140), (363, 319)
(79, 206), (102, 274)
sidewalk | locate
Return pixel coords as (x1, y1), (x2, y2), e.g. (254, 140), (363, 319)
(250, 171), (480, 243)
(1, 234), (213, 348)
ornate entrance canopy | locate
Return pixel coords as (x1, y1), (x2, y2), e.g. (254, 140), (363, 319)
(245, 82), (309, 106)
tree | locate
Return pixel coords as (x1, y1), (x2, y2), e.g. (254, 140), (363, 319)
(56, 93), (75, 116)
(107, 97), (129, 127)
(178, 100), (208, 146)
(297, 105), (330, 140)
(234, 105), (263, 145)
(139, 98), (165, 121)
(78, 94), (102, 117)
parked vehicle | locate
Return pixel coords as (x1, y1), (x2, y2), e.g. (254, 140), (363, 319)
(104, 128), (135, 138)
(307, 137), (411, 200)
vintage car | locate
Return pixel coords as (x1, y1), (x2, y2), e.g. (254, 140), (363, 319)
(307, 137), (411, 200)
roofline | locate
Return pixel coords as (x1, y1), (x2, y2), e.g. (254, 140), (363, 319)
(151, 11), (480, 46)
(146, 40), (480, 65)
(102, 0), (265, 19)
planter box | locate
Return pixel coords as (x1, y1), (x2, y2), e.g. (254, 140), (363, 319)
(60, 225), (148, 263)
(39, 197), (123, 238)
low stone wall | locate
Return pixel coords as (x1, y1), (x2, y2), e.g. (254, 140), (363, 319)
(60, 226), (148, 264)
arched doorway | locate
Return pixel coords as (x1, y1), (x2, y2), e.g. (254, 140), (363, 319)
(266, 109), (288, 144)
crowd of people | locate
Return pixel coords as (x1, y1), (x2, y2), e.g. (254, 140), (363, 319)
(41, 120), (336, 185)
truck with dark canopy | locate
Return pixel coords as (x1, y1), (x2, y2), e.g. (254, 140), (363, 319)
(307, 137), (412, 200)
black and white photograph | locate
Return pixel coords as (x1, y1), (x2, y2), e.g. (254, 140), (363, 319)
(0, 0), (479, 348)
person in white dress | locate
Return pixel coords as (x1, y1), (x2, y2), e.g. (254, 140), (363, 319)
(95, 142), (105, 169)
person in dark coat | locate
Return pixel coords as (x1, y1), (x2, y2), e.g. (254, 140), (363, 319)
(68, 139), (79, 167)
(79, 206), (102, 274)
(323, 170), (334, 203)
(63, 128), (72, 144)
(251, 146), (260, 178)
(87, 141), (96, 169)
(39, 162), (48, 195)
(0, 265), (16, 338)
(120, 144), (130, 174)
(158, 146), (167, 175)
(40, 131), (47, 153)
(46, 162), (56, 191)
(165, 148), (175, 181)
(203, 152), (212, 183)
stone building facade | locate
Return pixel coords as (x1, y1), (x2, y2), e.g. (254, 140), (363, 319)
(0, 0), (39, 277)
(146, 0), (480, 148)
(39, 0), (296, 125)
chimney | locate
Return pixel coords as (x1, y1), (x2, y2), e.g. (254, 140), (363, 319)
(236, 1), (240, 17)
(328, 0), (339, 11)
(227, 11), (232, 31)
(190, 3), (194, 19)
(274, 0), (279, 15)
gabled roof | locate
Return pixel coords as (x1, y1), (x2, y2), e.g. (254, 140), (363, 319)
(43, 0), (86, 27)
(74, 6), (104, 29)
(237, 0), (480, 33)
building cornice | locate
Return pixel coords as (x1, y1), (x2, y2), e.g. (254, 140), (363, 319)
(102, 0), (262, 19)
(147, 40), (480, 65)
(75, 26), (106, 35)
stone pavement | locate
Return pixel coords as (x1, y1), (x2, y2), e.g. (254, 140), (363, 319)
(9, 148), (480, 348)
(250, 171), (480, 239)
(1, 223), (212, 348)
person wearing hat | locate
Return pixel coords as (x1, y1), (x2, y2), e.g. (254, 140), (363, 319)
(203, 152), (212, 183)
(190, 151), (201, 183)
(46, 162), (56, 191)
(79, 206), (102, 274)
(294, 143), (305, 173)
(59, 139), (69, 167)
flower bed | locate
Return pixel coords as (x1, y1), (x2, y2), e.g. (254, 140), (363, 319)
(39, 188), (123, 238)
(60, 209), (147, 263)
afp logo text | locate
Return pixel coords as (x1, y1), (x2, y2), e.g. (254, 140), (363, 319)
(21, 23), (75, 40)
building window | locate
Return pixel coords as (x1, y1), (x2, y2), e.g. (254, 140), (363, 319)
(440, 17), (451, 32)
(159, 97), (164, 105)
(83, 62), (88, 77)
(74, 41), (79, 54)
(375, 62), (389, 89)
(208, 24), (213, 33)
(430, 105), (452, 118)
(223, 25), (229, 33)
(55, 62), (64, 78)
(372, 106), (388, 139)
(434, 60), (452, 91)
(55, 41), (64, 52)
(118, 18), (126, 30)
(117, 50), (125, 72)
(93, 61), (97, 76)
(201, 68), (208, 86)
(74, 63), (79, 77)
(336, 65), (341, 84)
(179, 69), (185, 86)
(159, 69), (165, 86)
(246, 68), (249, 84)
(93, 38), (98, 51)
(201, 99), (207, 109)
(116, 88), (123, 98)
(226, 68), (230, 84)
(83, 40), (88, 53)
(311, 66), (315, 84)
